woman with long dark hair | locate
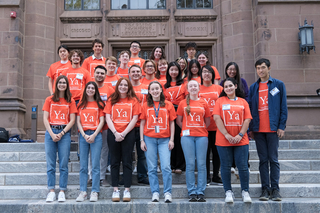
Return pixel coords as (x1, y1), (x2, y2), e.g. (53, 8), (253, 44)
(43, 75), (76, 202)
(176, 57), (188, 79)
(150, 46), (166, 65)
(140, 81), (176, 203)
(105, 77), (140, 202)
(76, 81), (105, 202)
(196, 51), (220, 85)
(185, 59), (201, 84)
(213, 77), (252, 203)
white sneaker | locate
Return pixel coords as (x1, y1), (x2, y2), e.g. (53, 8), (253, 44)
(76, 191), (87, 202)
(107, 165), (111, 173)
(242, 190), (252, 203)
(164, 192), (172, 203)
(123, 190), (131, 202)
(157, 166), (161, 173)
(90, 191), (98, 202)
(225, 190), (234, 203)
(58, 191), (66, 202)
(231, 167), (236, 173)
(112, 190), (120, 202)
(152, 192), (160, 202)
(133, 166), (137, 173)
(46, 191), (56, 202)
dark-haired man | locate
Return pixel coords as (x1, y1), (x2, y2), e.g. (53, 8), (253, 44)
(82, 39), (106, 80)
(248, 58), (288, 202)
(185, 42), (197, 62)
(128, 41), (145, 75)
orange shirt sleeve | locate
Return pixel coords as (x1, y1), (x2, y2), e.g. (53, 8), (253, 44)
(212, 66), (221, 80)
(203, 100), (211, 118)
(212, 98), (222, 116)
(176, 100), (185, 116)
(42, 96), (52, 112)
(140, 103), (147, 120)
(167, 101), (177, 121)
(132, 98), (141, 116)
(104, 100), (112, 114)
(70, 98), (78, 114)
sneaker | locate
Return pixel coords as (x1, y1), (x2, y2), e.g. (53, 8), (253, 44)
(231, 167), (236, 173)
(175, 169), (182, 174)
(107, 165), (111, 173)
(123, 190), (131, 202)
(76, 191), (87, 202)
(206, 178), (211, 186)
(100, 179), (110, 187)
(242, 190), (252, 203)
(259, 188), (270, 201)
(87, 179), (92, 187)
(152, 192), (160, 202)
(112, 190), (120, 202)
(133, 166), (137, 173)
(212, 176), (223, 186)
(164, 192), (172, 203)
(271, 189), (282, 201)
(138, 178), (149, 185)
(90, 191), (98, 202)
(197, 194), (206, 202)
(58, 191), (66, 202)
(225, 190), (234, 203)
(157, 166), (161, 173)
(189, 194), (197, 202)
(46, 191), (56, 202)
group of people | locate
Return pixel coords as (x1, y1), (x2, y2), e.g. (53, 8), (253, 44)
(43, 40), (288, 204)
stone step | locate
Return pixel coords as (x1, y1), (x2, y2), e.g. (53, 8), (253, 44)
(1, 159), (319, 174)
(0, 184), (319, 200)
(1, 140), (319, 152)
(1, 149), (320, 162)
(1, 198), (319, 213)
(2, 171), (320, 186)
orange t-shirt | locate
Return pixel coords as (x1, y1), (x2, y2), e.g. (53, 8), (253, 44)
(98, 84), (115, 130)
(117, 67), (129, 79)
(42, 96), (77, 125)
(81, 56), (106, 81)
(104, 74), (121, 89)
(104, 97), (141, 133)
(132, 83), (148, 127)
(46, 60), (72, 92)
(258, 82), (274, 132)
(158, 75), (167, 85)
(177, 98), (211, 137)
(78, 101), (105, 131)
(164, 82), (186, 106)
(212, 96), (252, 146)
(140, 101), (177, 138)
(62, 67), (91, 101)
(200, 65), (221, 80)
(199, 84), (223, 131)
(128, 57), (145, 75)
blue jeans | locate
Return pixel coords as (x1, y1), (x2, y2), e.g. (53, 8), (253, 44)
(254, 132), (280, 190)
(45, 128), (71, 190)
(181, 136), (208, 195)
(144, 136), (172, 194)
(79, 130), (102, 192)
(217, 145), (249, 192)
(135, 127), (148, 181)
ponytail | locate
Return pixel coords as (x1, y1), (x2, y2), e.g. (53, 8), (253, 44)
(186, 94), (191, 115)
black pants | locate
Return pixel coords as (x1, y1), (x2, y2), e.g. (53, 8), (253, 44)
(134, 127), (148, 181)
(170, 119), (186, 170)
(206, 131), (220, 179)
(107, 129), (135, 188)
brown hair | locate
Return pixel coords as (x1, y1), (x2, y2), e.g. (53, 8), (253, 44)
(143, 59), (159, 79)
(146, 81), (166, 107)
(108, 77), (140, 105)
(128, 64), (142, 73)
(92, 39), (104, 48)
(77, 81), (105, 110)
(51, 75), (72, 103)
(118, 50), (130, 59)
(106, 56), (118, 65)
(150, 46), (166, 61)
(155, 58), (168, 79)
(68, 49), (84, 65)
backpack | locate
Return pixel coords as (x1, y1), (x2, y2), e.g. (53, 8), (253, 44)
(0, 127), (9, 142)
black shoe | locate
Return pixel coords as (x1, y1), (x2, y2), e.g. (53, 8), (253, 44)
(206, 178), (211, 185)
(138, 178), (149, 185)
(271, 189), (282, 201)
(259, 188), (270, 201)
(212, 176), (223, 185)
(189, 194), (197, 202)
(197, 194), (206, 202)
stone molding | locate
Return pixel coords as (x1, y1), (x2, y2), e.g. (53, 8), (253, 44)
(0, 98), (26, 112)
(287, 96), (320, 108)
(106, 10), (170, 23)
(258, 0), (319, 3)
(174, 9), (217, 22)
(60, 17), (102, 23)
(60, 11), (103, 23)
(107, 16), (169, 23)
(0, 0), (20, 7)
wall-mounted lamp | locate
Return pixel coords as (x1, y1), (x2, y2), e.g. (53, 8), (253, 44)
(299, 19), (315, 54)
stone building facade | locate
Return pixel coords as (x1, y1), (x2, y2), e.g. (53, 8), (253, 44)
(0, 0), (319, 137)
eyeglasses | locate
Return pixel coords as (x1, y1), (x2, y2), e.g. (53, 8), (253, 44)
(131, 45), (140, 49)
(202, 71), (211, 74)
(146, 65), (154, 68)
(227, 68), (237, 72)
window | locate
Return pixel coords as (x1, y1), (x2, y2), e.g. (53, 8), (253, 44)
(65, 0), (100, 10)
(177, 0), (212, 9)
(111, 0), (165, 9)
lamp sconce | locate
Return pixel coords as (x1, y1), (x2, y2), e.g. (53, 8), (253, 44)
(299, 19), (315, 54)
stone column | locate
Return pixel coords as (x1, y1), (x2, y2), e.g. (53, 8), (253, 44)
(0, 1), (26, 136)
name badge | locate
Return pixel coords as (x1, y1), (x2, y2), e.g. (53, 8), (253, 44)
(182, 129), (190, 136)
(101, 95), (108, 101)
(111, 80), (118, 86)
(222, 104), (231, 110)
(155, 125), (160, 133)
(270, 87), (280, 96)
(141, 89), (148, 94)
(134, 60), (141, 64)
(76, 73), (83, 80)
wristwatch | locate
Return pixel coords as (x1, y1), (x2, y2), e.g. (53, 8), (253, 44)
(238, 133), (244, 137)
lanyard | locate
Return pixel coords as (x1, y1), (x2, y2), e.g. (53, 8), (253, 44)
(153, 102), (161, 122)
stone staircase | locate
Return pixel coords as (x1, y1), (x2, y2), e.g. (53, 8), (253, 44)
(0, 140), (320, 213)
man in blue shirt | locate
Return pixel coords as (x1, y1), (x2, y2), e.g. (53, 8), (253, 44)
(248, 58), (288, 201)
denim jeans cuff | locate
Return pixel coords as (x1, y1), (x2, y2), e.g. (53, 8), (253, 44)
(48, 186), (55, 190)
(60, 187), (67, 191)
